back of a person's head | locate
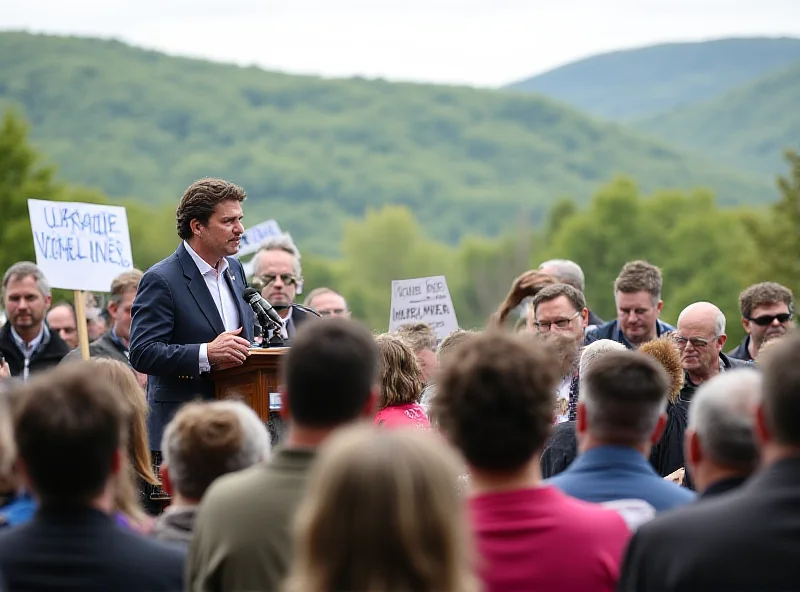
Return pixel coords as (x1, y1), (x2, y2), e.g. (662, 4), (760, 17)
(689, 369), (762, 471)
(0, 390), (17, 493)
(579, 339), (627, 377)
(580, 350), (669, 445)
(433, 331), (559, 472)
(761, 333), (800, 446)
(755, 334), (788, 366)
(87, 358), (156, 484)
(162, 401), (270, 500)
(437, 329), (478, 366)
(639, 335), (685, 402)
(374, 333), (424, 409)
(12, 363), (125, 505)
(393, 322), (437, 353)
(283, 318), (379, 428)
(286, 424), (478, 592)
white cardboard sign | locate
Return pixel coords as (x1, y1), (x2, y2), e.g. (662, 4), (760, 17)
(389, 275), (459, 341)
(236, 219), (282, 258)
(28, 199), (134, 292)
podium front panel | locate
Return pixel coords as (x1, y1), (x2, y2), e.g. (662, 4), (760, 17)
(212, 348), (288, 422)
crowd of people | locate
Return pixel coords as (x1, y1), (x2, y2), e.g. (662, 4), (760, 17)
(0, 177), (797, 591)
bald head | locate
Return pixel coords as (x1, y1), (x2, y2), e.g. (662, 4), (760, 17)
(539, 259), (585, 293)
(677, 302), (726, 336)
(676, 301), (728, 382)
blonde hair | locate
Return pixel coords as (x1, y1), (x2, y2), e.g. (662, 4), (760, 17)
(437, 329), (477, 366)
(109, 269), (143, 303)
(0, 389), (17, 492)
(285, 424), (478, 592)
(87, 359), (157, 524)
(755, 335), (787, 366)
(375, 334), (424, 409)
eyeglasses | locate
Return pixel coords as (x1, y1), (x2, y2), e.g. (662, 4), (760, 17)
(674, 335), (718, 349)
(746, 313), (793, 326)
(253, 274), (300, 288)
(318, 309), (348, 316)
(533, 311), (580, 332)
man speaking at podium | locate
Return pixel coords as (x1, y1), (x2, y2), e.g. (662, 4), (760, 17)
(130, 178), (255, 452)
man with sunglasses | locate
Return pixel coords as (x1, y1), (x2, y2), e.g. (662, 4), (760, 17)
(728, 282), (794, 362)
(250, 233), (312, 341)
(650, 302), (747, 487)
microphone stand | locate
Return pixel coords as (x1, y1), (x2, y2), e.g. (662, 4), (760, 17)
(260, 317), (285, 348)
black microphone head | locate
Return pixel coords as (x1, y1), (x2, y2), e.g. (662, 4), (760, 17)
(243, 287), (260, 303)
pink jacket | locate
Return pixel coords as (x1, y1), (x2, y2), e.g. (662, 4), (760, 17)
(374, 403), (431, 429)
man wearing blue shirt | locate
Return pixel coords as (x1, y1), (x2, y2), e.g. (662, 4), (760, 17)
(548, 349), (695, 527)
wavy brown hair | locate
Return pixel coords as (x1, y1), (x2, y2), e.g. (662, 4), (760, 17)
(375, 334), (425, 409)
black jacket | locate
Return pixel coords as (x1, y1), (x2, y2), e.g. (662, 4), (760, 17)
(0, 506), (184, 591)
(727, 335), (754, 362)
(620, 457), (800, 592)
(650, 353), (749, 486)
(0, 323), (70, 379)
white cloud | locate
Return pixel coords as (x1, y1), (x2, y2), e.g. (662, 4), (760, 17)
(3, 0), (800, 86)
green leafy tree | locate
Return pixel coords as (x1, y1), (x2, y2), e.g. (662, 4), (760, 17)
(0, 110), (61, 273)
(543, 177), (755, 343)
(744, 149), (800, 297)
(338, 206), (456, 330)
(0, 109), (178, 293)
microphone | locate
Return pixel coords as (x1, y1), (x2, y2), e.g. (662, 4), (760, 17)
(289, 303), (322, 317)
(243, 288), (283, 329)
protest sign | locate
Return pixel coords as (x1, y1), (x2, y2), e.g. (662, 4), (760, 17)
(28, 199), (134, 293)
(388, 275), (459, 341)
(236, 219), (282, 258)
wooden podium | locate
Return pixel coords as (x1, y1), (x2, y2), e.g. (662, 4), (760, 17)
(211, 348), (290, 421)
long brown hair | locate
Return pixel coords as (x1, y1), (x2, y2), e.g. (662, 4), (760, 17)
(374, 334), (425, 409)
(88, 359), (157, 485)
(87, 359), (158, 525)
(285, 425), (479, 592)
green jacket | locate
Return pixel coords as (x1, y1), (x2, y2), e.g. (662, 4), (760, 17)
(187, 447), (317, 592)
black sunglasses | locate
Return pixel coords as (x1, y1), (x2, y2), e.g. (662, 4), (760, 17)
(746, 313), (793, 326)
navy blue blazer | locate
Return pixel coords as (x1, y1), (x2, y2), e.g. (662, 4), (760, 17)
(129, 243), (255, 449)
(0, 507), (184, 591)
(547, 445), (696, 512)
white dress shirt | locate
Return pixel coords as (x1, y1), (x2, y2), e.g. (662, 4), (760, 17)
(183, 241), (241, 372)
(11, 324), (45, 381)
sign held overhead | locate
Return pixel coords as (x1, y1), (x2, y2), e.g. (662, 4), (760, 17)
(389, 275), (459, 341)
(28, 199), (134, 292)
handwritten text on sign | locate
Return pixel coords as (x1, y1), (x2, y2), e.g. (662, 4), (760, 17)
(28, 199), (134, 292)
(388, 275), (459, 341)
(236, 219), (283, 258)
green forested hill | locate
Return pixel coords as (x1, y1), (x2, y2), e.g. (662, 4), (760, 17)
(507, 37), (800, 120)
(635, 60), (800, 177)
(0, 32), (773, 253)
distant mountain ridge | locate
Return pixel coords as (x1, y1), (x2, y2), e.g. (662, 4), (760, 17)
(507, 37), (800, 120)
(0, 32), (775, 254)
(634, 59), (800, 177)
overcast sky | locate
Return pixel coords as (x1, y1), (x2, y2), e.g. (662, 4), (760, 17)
(4, 0), (800, 87)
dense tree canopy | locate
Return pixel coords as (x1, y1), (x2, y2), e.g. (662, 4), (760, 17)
(3, 98), (797, 344)
(0, 32), (775, 255)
